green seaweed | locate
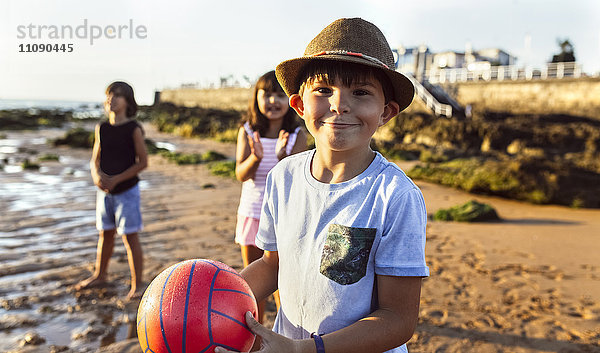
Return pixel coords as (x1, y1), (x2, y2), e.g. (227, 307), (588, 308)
(159, 150), (227, 165)
(207, 160), (236, 178)
(433, 200), (500, 222)
(21, 159), (40, 170)
(52, 128), (94, 148)
(38, 154), (60, 161)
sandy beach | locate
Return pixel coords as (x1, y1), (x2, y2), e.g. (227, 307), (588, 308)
(1, 123), (599, 352)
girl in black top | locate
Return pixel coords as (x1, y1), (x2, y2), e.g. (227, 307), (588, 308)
(75, 81), (148, 300)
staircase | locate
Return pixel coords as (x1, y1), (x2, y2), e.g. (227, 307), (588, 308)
(403, 73), (464, 118)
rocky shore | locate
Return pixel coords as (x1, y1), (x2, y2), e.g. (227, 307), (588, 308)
(376, 111), (600, 207)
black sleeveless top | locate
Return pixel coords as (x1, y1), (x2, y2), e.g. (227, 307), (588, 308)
(99, 120), (141, 194)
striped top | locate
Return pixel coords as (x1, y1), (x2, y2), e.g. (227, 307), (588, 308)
(237, 122), (301, 218)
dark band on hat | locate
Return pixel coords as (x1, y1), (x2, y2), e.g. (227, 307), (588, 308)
(311, 50), (390, 69)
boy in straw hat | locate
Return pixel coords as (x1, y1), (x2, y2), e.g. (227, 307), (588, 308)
(216, 18), (428, 353)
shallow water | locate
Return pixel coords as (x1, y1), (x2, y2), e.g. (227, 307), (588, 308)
(0, 128), (147, 352)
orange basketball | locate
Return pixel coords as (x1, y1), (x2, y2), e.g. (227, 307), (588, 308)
(137, 259), (258, 353)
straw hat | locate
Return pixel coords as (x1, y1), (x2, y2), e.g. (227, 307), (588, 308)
(276, 18), (415, 111)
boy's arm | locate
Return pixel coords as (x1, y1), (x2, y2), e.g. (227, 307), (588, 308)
(240, 250), (279, 303)
(315, 275), (422, 353)
(101, 126), (148, 191)
(217, 274), (422, 353)
(90, 124), (104, 190)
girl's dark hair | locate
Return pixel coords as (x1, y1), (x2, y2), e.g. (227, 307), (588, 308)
(106, 81), (138, 117)
(298, 61), (394, 103)
(245, 71), (299, 137)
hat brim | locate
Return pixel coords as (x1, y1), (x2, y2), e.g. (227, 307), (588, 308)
(276, 55), (415, 112)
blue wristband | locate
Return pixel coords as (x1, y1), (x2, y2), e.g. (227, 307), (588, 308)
(311, 333), (325, 353)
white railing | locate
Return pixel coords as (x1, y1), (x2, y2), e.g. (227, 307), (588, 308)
(426, 62), (582, 84)
(403, 72), (452, 118)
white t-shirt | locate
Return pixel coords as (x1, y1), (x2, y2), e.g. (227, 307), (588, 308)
(255, 150), (429, 353)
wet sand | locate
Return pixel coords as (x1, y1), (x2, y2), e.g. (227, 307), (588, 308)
(1, 124), (599, 352)
(405, 167), (600, 352)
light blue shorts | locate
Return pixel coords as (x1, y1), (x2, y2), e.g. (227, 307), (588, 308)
(96, 184), (143, 235)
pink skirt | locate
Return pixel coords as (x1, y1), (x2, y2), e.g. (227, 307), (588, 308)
(235, 214), (260, 246)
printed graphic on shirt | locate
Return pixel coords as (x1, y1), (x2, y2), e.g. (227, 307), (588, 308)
(320, 224), (376, 285)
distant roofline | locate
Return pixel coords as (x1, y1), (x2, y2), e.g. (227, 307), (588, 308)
(396, 46), (515, 58)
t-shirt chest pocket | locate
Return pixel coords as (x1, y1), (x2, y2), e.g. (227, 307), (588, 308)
(319, 224), (377, 285)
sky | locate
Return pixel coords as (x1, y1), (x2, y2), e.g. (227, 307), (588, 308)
(1, 0), (599, 105)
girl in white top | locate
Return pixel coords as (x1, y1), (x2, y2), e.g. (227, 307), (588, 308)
(235, 70), (307, 327)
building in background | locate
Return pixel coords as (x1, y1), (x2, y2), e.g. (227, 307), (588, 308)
(394, 45), (431, 80)
(476, 48), (516, 66)
(394, 43), (517, 79)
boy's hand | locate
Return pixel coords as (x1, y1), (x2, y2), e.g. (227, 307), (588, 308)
(101, 175), (118, 192)
(248, 131), (264, 161)
(275, 130), (290, 160)
(92, 170), (109, 192)
(215, 311), (303, 353)
(97, 172), (118, 192)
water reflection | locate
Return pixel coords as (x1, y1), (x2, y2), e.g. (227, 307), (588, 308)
(0, 130), (165, 351)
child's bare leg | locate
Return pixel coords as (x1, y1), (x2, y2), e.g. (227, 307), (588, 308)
(123, 232), (143, 299)
(76, 229), (116, 289)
